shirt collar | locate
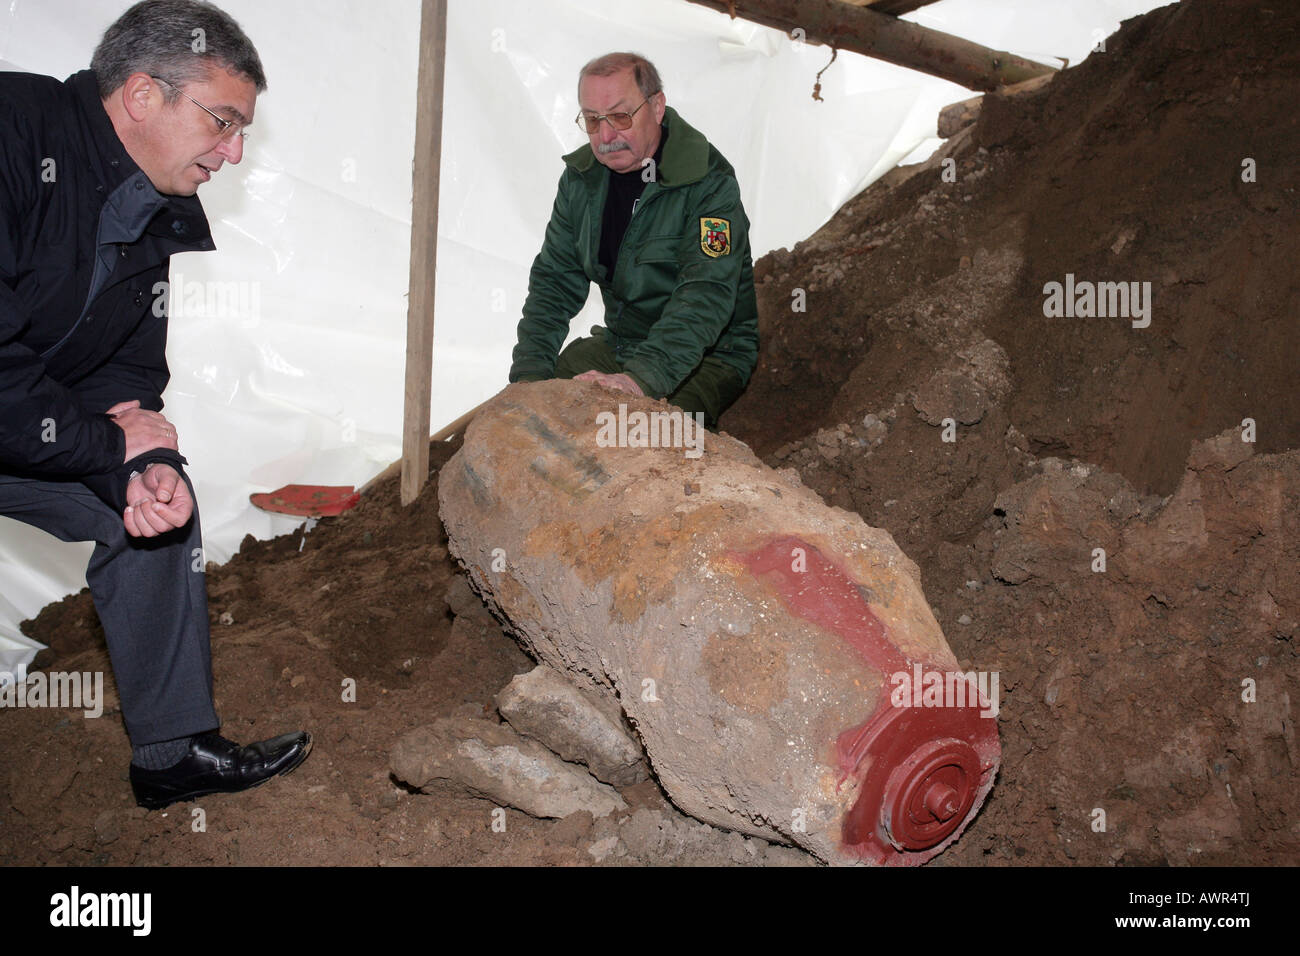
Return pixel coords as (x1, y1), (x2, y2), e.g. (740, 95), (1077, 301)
(71, 69), (214, 251)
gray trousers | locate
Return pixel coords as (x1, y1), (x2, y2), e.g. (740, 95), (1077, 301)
(0, 474), (218, 746)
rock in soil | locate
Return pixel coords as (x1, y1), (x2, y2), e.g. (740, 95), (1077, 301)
(390, 715), (626, 820)
(497, 666), (649, 786)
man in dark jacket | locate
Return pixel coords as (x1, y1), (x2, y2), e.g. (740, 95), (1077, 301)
(0, 0), (309, 809)
(509, 52), (758, 428)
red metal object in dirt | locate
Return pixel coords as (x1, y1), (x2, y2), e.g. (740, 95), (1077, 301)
(738, 535), (1000, 866)
(249, 484), (360, 518)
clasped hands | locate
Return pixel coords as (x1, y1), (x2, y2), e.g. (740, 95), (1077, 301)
(107, 400), (192, 538)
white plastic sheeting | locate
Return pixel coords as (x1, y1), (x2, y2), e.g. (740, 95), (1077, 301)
(0, 0), (1172, 670)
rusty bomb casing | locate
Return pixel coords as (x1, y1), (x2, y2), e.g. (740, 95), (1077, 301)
(438, 381), (999, 865)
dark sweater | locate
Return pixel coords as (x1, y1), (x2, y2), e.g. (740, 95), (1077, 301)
(598, 126), (668, 277)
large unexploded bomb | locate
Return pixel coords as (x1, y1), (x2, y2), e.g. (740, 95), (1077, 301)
(438, 381), (999, 865)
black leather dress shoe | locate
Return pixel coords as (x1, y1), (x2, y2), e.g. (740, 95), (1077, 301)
(130, 731), (312, 809)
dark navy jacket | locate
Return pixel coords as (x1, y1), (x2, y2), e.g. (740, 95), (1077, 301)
(1, 69), (210, 512)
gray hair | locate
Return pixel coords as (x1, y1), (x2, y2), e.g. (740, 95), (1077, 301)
(578, 52), (662, 101)
(91, 0), (266, 101)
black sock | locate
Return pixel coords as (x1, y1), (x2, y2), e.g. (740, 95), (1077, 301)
(131, 736), (192, 770)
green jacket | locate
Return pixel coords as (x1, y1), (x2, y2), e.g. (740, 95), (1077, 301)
(509, 107), (758, 399)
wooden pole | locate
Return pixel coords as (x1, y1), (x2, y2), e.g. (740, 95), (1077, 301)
(400, 0), (448, 506)
(358, 391), (501, 497)
(937, 72), (1054, 138)
(684, 0), (1056, 91)
(839, 0), (942, 14)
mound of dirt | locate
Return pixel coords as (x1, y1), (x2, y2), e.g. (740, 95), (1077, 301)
(728, 0), (1300, 498)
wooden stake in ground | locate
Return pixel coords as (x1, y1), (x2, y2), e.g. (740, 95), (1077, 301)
(401, 0), (449, 507)
(359, 391), (501, 498)
(685, 0), (1055, 91)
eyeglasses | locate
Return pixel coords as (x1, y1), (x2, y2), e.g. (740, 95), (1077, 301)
(151, 75), (249, 142)
(575, 95), (658, 134)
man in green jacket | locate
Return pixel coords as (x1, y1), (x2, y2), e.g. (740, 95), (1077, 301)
(509, 52), (758, 428)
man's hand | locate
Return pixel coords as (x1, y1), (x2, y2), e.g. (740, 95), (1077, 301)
(107, 399), (179, 462)
(123, 464), (194, 538)
(574, 370), (645, 397)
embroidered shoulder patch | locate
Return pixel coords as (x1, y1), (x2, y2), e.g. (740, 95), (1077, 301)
(700, 218), (731, 258)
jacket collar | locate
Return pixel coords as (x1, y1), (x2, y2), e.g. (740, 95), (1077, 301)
(71, 69), (214, 253)
(563, 106), (709, 187)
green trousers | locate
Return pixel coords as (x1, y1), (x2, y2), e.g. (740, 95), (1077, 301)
(552, 328), (746, 429)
